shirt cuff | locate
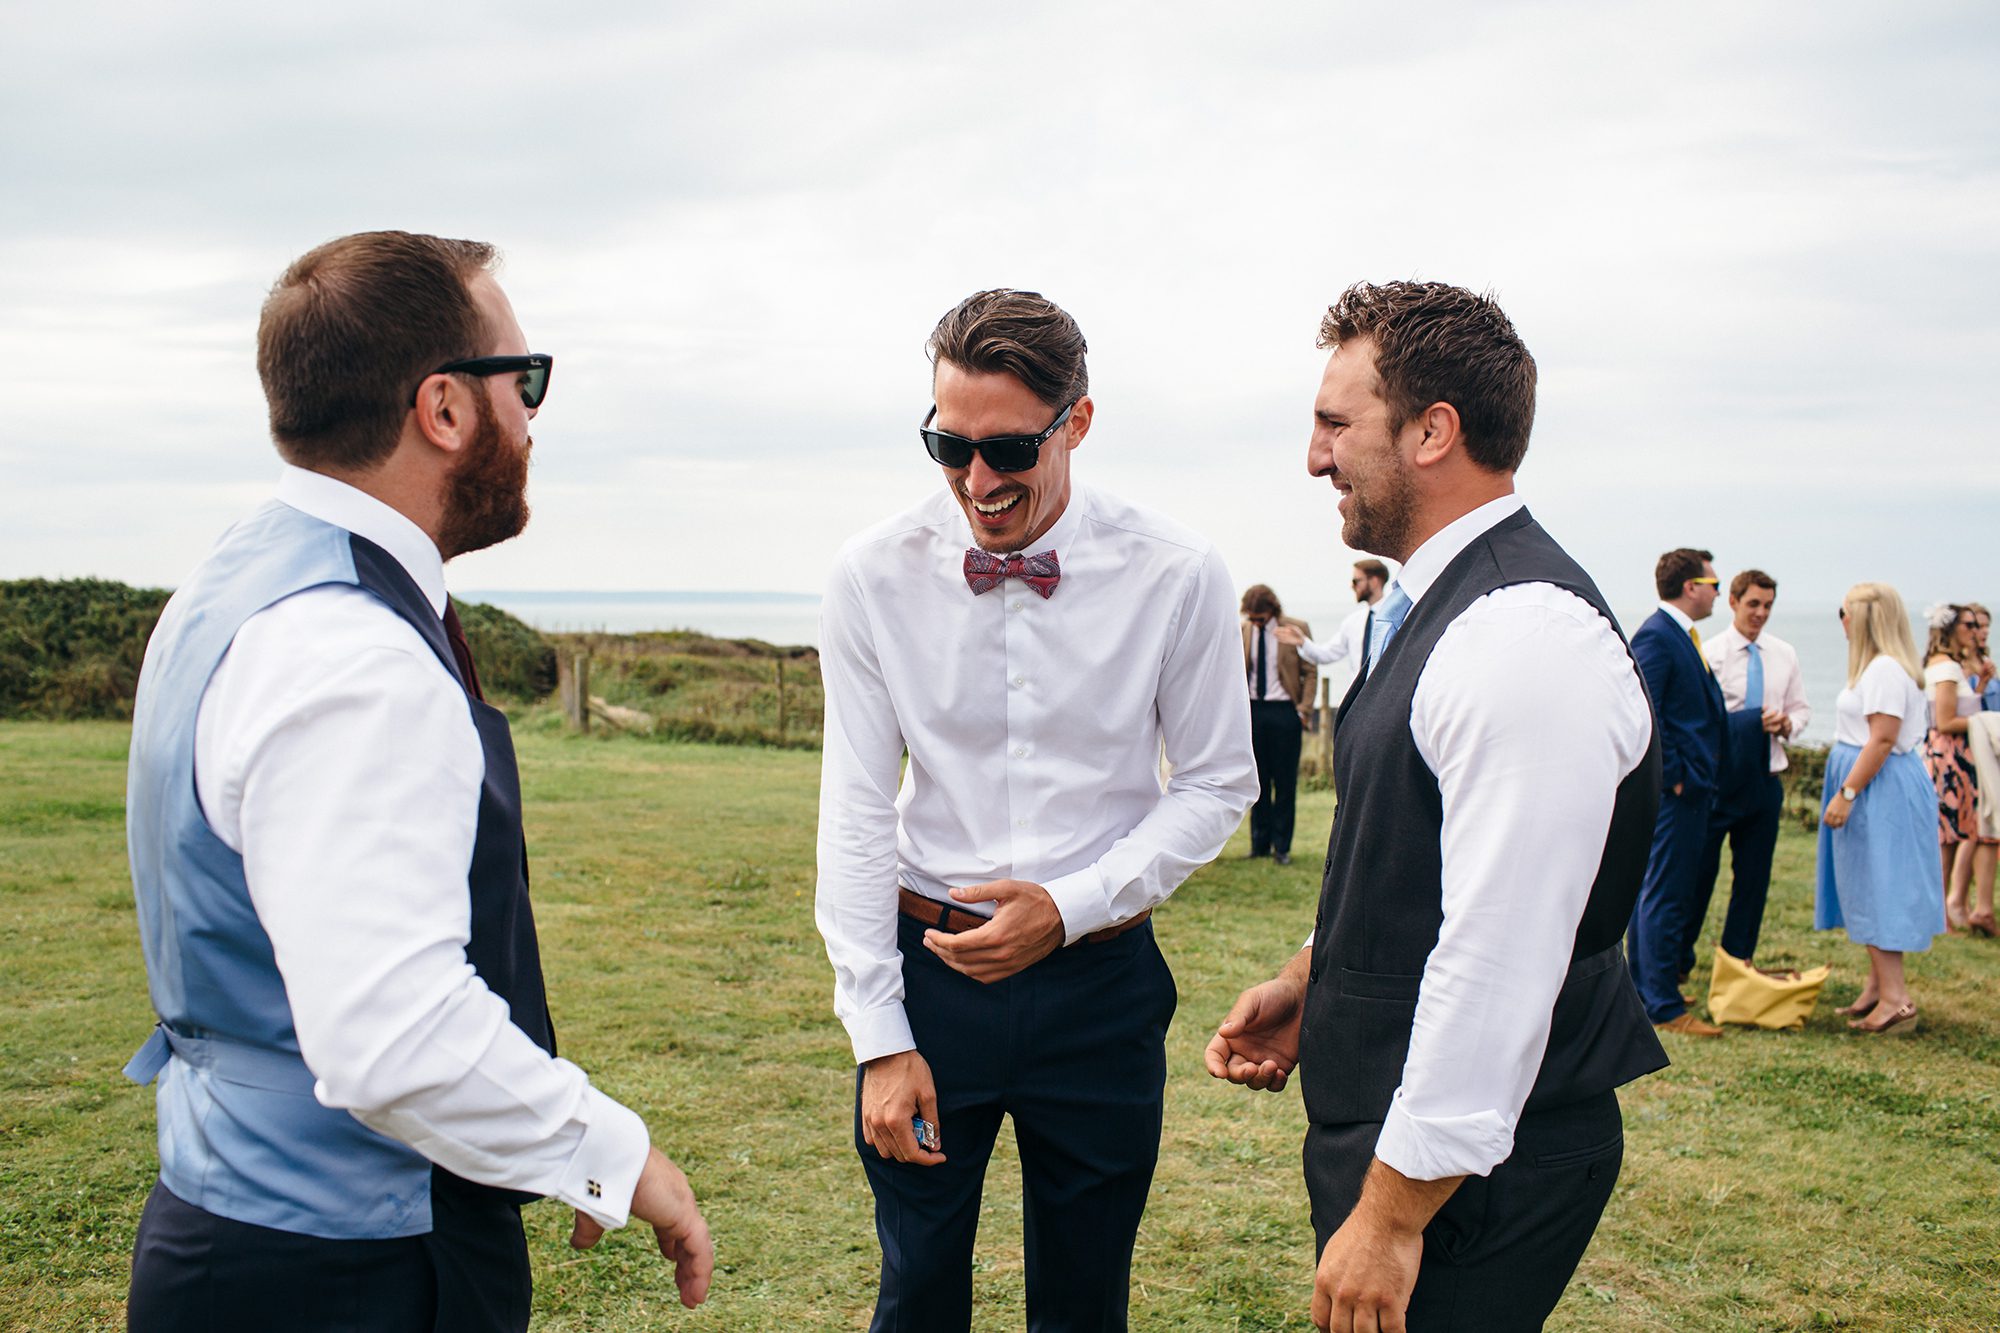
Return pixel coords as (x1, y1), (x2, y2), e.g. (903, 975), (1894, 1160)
(559, 1086), (652, 1230)
(1373, 1087), (1518, 1181)
(844, 1002), (916, 1067)
(1041, 865), (1112, 944)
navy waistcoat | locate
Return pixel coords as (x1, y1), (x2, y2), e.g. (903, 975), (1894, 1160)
(1298, 508), (1668, 1128)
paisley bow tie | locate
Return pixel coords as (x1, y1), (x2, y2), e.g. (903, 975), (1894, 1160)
(963, 548), (1061, 599)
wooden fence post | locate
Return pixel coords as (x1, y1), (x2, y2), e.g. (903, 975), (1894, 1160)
(558, 653), (591, 733)
(775, 657), (788, 736)
(1316, 676), (1334, 777)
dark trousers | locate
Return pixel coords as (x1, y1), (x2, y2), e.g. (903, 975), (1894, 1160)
(1303, 1091), (1624, 1332)
(858, 912), (1177, 1332)
(128, 1171), (529, 1333)
(1627, 788), (1713, 1022)
(1684, 772), (1784, 970)
(1249, 700), (1304, 855)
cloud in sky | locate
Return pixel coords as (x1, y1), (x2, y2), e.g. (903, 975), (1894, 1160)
(6, 0), (1998, 620)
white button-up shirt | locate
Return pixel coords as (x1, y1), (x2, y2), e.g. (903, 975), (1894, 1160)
(1702, 625), (1811, 773)
(192, 467), (649, 1228)
(814, 484), (1257, 1064)
(1363, 493), (1655, 1182)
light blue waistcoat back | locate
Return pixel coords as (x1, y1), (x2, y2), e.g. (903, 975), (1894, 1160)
(124, 500), (432, 1239)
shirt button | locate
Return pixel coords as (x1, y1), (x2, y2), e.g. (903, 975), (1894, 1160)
(1013, 675), (1026, 687)
(1016, 817), (1029, 827)
(1014, 746), (1028, 758)
(1010, 600), (1024, 612)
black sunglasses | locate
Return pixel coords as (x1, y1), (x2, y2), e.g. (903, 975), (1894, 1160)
(919, 399), (1075, 473)
(413, 354), (554, 410)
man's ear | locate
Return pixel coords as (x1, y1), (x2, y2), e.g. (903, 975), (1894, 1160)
(410, 375), (477, 457)
(1062, 395), (1093, 450)
(1411, 401), (1462, 467)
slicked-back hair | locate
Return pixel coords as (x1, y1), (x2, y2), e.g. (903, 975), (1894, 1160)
(927, 289), (1088, 409)
(257, 230), (498, 472)
(1317, 281), (1537, 474)
(1654, 548), (1715, 601)
(1241, 584), (1282, 617)
(1729, 568), (1777, 600)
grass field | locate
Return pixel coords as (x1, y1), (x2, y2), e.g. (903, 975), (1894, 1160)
(3, 720), (1997, 1331)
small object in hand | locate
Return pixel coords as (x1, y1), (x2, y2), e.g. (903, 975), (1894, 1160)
(912, 1116), (940, 1152)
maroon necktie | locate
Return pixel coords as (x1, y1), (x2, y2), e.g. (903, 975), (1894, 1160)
(963, 548), (1061, 599)
(442, 602), (486, 701)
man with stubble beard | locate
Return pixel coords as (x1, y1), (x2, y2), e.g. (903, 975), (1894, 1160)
(1206, 282), (1667, 1332)
(815, 288), (1256, 1330)
(123, 231), (710, 1332)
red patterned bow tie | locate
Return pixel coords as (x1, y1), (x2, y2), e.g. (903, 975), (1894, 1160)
(963, 548), (1061, 599)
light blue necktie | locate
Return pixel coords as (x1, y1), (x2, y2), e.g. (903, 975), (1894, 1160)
(1744, 640), (1764, 711)
(1369, 583), (1413, 673)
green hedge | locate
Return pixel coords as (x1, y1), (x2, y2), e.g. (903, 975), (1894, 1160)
(0, 578), (555, 718)
(0, 579), (171, 719)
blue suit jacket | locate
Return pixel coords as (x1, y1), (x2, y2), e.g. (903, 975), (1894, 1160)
(1631, 608), (1729, 797)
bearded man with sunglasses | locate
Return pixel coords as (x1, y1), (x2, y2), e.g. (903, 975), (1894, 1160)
(815, 288), (1256, 1329)
(122, 231), (710, 1332)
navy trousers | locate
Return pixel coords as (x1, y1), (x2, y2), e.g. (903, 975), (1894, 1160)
(1684, 772), (1784, 970)
(1303, 1092), (1625, 1332)
(1628, 787), (1713, 1023)
(1249, 700), (1304, 856)
(858, 912), (1177, 1332)
(128, 1171), (529, 1333)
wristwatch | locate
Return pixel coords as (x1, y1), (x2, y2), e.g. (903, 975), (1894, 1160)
(1839, 785), (1859, 802)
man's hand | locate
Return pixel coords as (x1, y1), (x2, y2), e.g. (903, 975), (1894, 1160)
(1311, 1161), (1462, 1332)
(568, 1146), (714, 1309)
(1274, 622), (1306, 647)
(858, 1049), (946, 1166)
(921, 880), (1065, 983)
(1762, 706), (1791, 737)
(1311, 1211), (1423, 1332)
(1205, 959), (1307, 1092)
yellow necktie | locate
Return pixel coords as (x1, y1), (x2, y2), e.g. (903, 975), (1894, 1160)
(1690, 625), (1711, 672)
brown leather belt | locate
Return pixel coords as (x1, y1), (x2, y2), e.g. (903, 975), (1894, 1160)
(897, 886), (1151, 944)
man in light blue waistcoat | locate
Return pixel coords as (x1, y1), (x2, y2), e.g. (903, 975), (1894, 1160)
(123, 231), (711, 1331)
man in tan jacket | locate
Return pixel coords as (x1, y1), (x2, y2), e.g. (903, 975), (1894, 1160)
(1241, 584), (1317, 864)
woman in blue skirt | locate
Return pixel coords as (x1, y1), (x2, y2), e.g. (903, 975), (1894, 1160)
(1818, 582), (1945, 1035)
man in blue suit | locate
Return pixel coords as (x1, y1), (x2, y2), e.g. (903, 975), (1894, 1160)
(1629, 548), (1730, 1036)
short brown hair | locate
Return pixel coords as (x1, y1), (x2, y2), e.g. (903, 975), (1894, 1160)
(1729, 569), (1777, 600)
(257, 230), (499, 472)
(927, 289), (1088, 408)
(1353, 559), (1389, 583)
(1655, 548), (1715, 600)
(1317, 281), (1537, 473)
(1240, 584), (1282, 617)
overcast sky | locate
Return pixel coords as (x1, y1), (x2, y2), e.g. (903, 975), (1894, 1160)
(7, 1), (1997, 620)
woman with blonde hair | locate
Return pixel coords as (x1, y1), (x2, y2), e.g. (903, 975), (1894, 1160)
(1920, 602), (1995, 933)
(1818, 583), (1945, 1034)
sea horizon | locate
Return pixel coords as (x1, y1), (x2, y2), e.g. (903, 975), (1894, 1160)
(467, 588), (1911, 747)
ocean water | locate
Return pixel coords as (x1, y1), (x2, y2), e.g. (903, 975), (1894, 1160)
(475, 590), (1925, 746)
(467, 590), (822, 648)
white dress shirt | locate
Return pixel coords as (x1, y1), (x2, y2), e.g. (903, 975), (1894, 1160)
(1702, 625), (1811, 772)
(1362, 493), (1654, 1182)
(1294, 603), (1373, 672)
(815, 484), (1258, 1064)
(1246, 619), (1294, 702)
(193, 467), (648, 1229)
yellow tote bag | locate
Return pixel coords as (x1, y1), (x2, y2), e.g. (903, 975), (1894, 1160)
(1705, 946), (1829, 1030)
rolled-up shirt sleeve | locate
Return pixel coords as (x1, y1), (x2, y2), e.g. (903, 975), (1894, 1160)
(813, 556), (917, 1064)
(204, 590), (649, 1230)
(1039, 546), (1257, 941)
(1374, 585), (1651, 1181)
